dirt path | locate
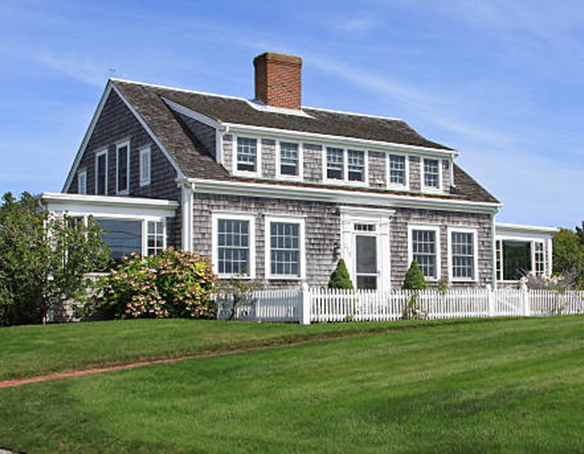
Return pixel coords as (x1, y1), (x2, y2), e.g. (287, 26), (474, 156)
(0, 318), (505, 390)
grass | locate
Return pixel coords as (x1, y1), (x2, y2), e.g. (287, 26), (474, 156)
(1, 316), (584, 453)
(0, 317), (501, 381)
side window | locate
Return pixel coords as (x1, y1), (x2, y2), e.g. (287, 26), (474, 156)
(77, 170), (87, 195)
(140, 147), (151, 187)
(236, 137), (258, 173)
(116, 142), (130, 194)
(95, 150), (108, 195)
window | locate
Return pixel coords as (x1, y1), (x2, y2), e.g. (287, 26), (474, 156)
(279, 142), (300, 177)
(347, 150), (365, 182)
(95, 150), (108, 195)
(96, 219), (142, 261)
(388, 155), (407, 186)
(116, 142), (130, 194)
(326, 147), (344, 180)
(354, 223), (376, 232)
(410, 227), (439, 279)
(236, 137), (258, 173)
(266, 217), (304, 278)
(77, 170), (87, 195)
(423, 158), (440, 190)
(147, 221), (165, 256)
(212, 214), (256, 278)
(502, 240), (531, 281)
(450, 230), (476, 280)
(140, 147), (151, 186)
(534, 242), (545, 276)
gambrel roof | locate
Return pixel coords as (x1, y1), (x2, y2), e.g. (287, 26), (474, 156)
(107, 79), (499, 204)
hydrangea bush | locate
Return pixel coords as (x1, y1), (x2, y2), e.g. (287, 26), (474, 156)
(98, 248), (218, 319)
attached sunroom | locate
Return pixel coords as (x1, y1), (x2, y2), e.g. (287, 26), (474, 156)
(38, 193), (178, 261)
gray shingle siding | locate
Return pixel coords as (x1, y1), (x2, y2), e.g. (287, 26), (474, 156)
(261, 139), (276, 178)
(223, 135), (234, 172)
(193, 192), (340, 288)
(303, 143), (323, 182)
(442, 159), (452, 191)
(409, 156), (421, 192)
(368, 151), (386, 188)
(192, 192), (494, 289)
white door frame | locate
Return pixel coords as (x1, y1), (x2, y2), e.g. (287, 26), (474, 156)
(340, 206), (395, 291)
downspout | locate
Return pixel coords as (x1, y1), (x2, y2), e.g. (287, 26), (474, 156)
(179, 179), (195, 252)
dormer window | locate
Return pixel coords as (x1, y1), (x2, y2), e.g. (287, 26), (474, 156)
(348, 150), (365, 182)
(236, 137), (258, 173)
(423, 158), (440, 190)
(326, 147), (344, 180)
(388, 155), (407, 186)
(278, 142), (300, 177)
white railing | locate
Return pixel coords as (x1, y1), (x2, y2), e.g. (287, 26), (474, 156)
(217, 286), (584, 324)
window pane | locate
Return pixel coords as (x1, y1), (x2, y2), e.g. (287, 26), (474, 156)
(270, 221), (301, 276)
(97, 219), (141, 261)
(117, 146), (128, 192)
(280, 142), (299, 176)
(237, 138), (257, 172)
(217, 219), (251, 276)
(326, 148), (344, 180)
(96, 154), (106, 195)
(357, 275), (377, 290)
(356, 235), (377, 274)
(534, 242), (545, 276)
(348, 150), (365, 182)
(503, 241), (531, 281)
(424, 158), (439, 188)
(412, 230), (437, 279)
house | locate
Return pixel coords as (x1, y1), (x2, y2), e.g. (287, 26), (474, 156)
(39, 52), (558, 289)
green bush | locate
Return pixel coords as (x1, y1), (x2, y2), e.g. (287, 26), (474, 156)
(402, 260), (427, 290)
(98, 248), (218, 319)
(0, 192), (110, 326)
(328, 259), (354, 290)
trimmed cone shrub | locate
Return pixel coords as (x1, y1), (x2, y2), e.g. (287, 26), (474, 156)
(98, 247), (218, 319)
(328, 259), (354, 290)
(402, 260), (427, 290)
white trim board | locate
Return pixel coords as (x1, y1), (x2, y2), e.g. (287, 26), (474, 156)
(190, 178), (501, 214)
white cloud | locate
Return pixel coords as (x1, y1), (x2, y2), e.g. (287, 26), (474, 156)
(35, 54), (109, 87)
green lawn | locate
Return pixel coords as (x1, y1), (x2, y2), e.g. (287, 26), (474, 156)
(0, 317), (493, 381)
(1, 316), (584, 453)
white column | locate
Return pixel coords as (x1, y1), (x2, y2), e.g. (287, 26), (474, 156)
(300, 283), (311, 325)
(180, 181), (194, 252)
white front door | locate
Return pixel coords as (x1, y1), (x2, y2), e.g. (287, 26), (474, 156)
(340, 207), (395, 291)
(355, 234), (378, 289)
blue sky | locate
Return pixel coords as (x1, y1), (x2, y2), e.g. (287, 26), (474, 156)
(0, 0), (582, 228)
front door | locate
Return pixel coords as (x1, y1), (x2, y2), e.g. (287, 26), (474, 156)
(355, 235), (378, 289)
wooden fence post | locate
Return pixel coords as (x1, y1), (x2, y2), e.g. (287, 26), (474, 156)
(300, 283), (311, 325)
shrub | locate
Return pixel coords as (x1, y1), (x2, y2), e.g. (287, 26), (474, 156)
(402, 261), (427, 290)
(0, 192), (111, 326)
(98, 248), (218, 319)
(218, 276), (262, 320)
(328, 259), (354, 290)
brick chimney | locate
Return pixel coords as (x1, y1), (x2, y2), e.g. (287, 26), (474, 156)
(253, 52), (303, 110)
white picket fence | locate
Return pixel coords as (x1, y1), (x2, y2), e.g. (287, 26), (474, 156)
(217, 286), (584, 324)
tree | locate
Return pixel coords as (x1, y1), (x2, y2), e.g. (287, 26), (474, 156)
(328, 259), (354, 290)
(402, 260), (427, 290)
(0, 192), (111, 326)
(553, 227), (584, 289)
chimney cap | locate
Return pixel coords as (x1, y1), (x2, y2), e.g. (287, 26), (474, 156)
(253, 52), (302, 67)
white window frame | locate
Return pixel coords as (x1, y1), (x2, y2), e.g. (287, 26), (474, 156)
(211, 212), (256, 279)
(116, 140), (131, 195)
(77, 170), (87, 195)
(533, 241), (545, 276)
(447, 226), (479, 283)
(496, 237), (548, 282)
(233, 136), (262, 177)
(408, 224), (441, 281)
(276, 141), (303, 180)
(145, 219), (167, 256)
(139, 146), (151, 187)
(421, 157), (442, 193)
(386, 153), (410, 190)
(322, 147), (368, 186)
(95, 149), (108, 195)
(265, 215), (306, 280)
